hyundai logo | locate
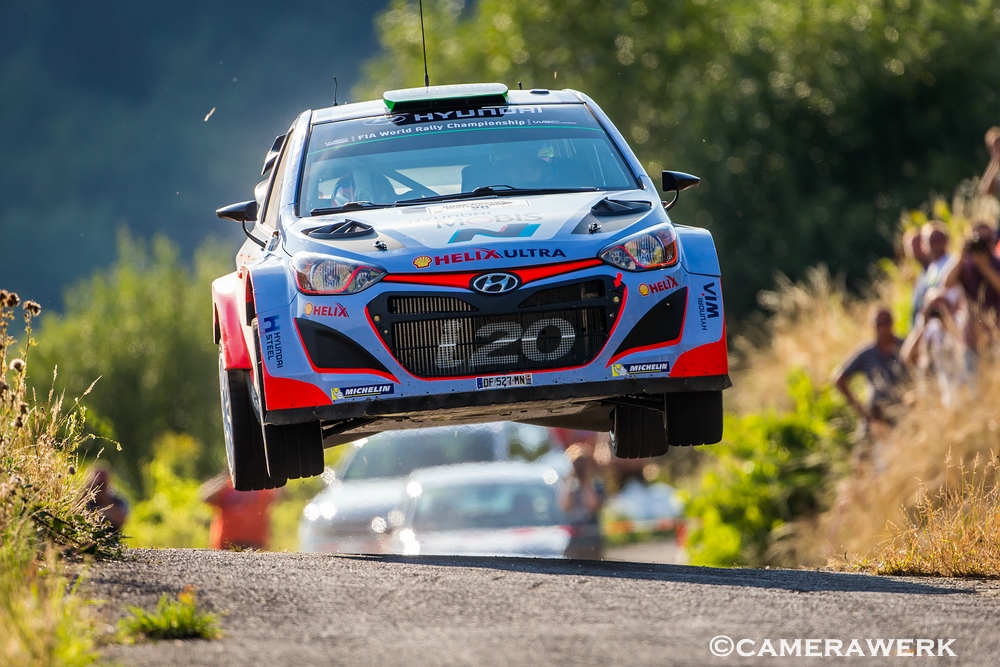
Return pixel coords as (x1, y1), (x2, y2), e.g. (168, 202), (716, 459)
(471, 272), (520, 294)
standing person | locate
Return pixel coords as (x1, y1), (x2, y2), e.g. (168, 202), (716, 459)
(943, 221), (1000, 361)
(833, 309), (908, 469)
(979, 126), (1000, 198)
(199, 473), (276, 550)
(910, 225), (952, 328)
(84, 467), (129, 534)
(559, 445), (604, 559)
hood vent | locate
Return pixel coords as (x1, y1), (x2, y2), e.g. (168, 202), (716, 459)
(590, 198), (652, 216)
(306, 219), (375, 239)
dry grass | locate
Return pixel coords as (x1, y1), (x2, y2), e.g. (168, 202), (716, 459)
(0, 290), (117, 666)
(726, 187), (1000, 575)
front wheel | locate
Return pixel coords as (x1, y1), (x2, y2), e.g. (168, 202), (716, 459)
(219, 349), (285, 491)
(610, 404), (668, 459)
(666, 391), (724, 446)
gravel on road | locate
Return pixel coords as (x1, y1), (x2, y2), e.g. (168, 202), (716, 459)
(88, 549), (1000, 666)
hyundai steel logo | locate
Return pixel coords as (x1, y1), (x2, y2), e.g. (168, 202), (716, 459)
(471, 272), (520, 294)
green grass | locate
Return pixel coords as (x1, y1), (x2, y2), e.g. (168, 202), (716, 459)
(118, 586), (221, 642)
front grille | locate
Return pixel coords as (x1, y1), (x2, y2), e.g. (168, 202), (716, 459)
(387, 296), (476, 315)
(391, 307), (609, 378)
(518, 280), (604, 308)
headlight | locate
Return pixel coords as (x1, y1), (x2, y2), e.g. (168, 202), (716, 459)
(598, 223), (678, 271)
(291, 252), (386, 294)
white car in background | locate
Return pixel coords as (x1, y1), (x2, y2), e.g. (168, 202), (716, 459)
(388, 460), (603, 559)
(299, 423), (549, 553)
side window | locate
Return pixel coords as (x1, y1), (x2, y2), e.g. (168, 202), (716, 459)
(262, 132), (294, 229)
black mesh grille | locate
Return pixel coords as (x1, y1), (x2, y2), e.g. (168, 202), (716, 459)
(390, 307), (609, 378)
(387, 296), (476, 315)
(518, 280), (604, 308)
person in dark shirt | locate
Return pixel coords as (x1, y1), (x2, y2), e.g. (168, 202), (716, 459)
(834, 308), (907, 426)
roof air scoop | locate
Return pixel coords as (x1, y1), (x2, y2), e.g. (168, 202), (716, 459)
(306, 220), (376, 239)
(590, 198), (653, 216)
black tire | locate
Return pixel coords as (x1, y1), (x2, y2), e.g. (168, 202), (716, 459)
(610, 404), (668, 459)
(262, 421), (325, 481)
(219, 350), (284, 491)
(666, 391), (724, 446)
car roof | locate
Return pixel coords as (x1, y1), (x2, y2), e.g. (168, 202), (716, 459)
(407, 460), (560, 487)
(310, 88), (586, 124)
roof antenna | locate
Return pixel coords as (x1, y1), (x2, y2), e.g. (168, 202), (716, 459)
(418, 0), (430, 87)
(332, 76), (339, 106)
(518, 81), (523, 90)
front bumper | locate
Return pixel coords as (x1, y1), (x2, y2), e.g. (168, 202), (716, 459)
(266, 373), (731, 425)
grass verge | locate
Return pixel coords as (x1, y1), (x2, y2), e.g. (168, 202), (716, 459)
(0, 290), (120, 665)
(118, 586), (221, 642)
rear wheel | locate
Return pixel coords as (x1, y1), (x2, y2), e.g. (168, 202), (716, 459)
(219, 349), (284, 491)
(666, 391), (724, 446)
(610, 404), (669, 459)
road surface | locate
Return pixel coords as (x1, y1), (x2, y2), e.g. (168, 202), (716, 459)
(89, 549), (1000, 666)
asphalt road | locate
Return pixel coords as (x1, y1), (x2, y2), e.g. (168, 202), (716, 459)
(89, 549), (1000, 666)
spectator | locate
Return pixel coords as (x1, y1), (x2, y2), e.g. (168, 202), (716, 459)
(834, 308), (908, 429)
(979, 126), (1000, 198)
(199, 473), (276, 550)
(902, 226), (931, 273)
(560, 444), (604, 559)
(901, 287), (968, 406)
(910, 225), (952, 328)
(943, 221), (1000, 356)
(84, 467), (129, 534)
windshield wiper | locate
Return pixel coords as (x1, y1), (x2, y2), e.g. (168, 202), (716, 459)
(309, 200), (392, 216)
(392, 185), (600, 208)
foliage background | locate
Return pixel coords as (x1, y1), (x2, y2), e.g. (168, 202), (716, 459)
(360, 0), (1000, 317)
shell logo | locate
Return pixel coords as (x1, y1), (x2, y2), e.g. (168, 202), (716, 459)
(412, 255), (432, 269)
(304, 303), (314, 315)
(638, 283), (650, 297)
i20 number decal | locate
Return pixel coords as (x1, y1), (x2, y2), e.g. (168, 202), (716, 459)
(435, 318), (576, 372)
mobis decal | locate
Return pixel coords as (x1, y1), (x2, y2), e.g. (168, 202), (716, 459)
(697, 282), (721, 331)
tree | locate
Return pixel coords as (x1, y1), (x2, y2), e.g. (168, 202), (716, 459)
(31, 233), (231, 493)
(359, 0), (1000, 317)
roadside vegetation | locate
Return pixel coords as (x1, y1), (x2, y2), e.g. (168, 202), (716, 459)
(118, 586), (221, 643)
(681, 186), (1000, 575)
(0, 291), (118, 666)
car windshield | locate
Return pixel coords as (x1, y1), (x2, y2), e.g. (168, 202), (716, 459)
(299, 104), (637, 213)
(411, 481), (564, 531)
(341, 429), (495, 481)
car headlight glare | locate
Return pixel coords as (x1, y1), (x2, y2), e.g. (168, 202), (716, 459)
(599, 224), (678, 271)
(292, 252), (386, 294)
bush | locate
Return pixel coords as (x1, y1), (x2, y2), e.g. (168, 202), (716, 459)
(31, 232), (232, 494)
(683, 371), (851, 567)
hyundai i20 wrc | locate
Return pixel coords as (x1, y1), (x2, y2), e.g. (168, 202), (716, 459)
(213, 83), (730, 490)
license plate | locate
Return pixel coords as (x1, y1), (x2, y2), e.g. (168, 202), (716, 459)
(476, 373), (533, 390)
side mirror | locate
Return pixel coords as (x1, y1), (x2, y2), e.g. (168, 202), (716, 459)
(661, 170), (700, 211)
(216, 200), (258, 223)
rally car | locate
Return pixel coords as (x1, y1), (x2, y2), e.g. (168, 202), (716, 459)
(213, 83), (730, 490)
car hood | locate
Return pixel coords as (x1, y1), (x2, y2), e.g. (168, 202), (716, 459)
(394, 526), (571, 558)
(302, 478), (406, 527)
(283, 190), (668, 267)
